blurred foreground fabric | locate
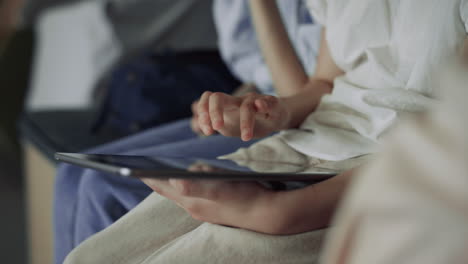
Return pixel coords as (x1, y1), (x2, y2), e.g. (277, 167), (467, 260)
(321, 60), (468, 264)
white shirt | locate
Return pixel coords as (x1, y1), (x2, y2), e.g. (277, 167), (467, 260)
(321, 60), (468, 264)
(282, 0), (468, 161)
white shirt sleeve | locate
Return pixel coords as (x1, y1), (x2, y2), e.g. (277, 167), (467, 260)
(305, 0), (328, 25)
(461, 0), (468, 33)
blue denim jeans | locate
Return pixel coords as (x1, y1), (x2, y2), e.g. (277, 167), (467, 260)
(54, 118), (257, 264)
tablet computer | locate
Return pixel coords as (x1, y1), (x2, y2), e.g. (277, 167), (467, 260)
(55, 152), (339, 183)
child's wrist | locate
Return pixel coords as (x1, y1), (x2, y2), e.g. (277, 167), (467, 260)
(246, 190), (290, 235)
(278, 98), (294, 130)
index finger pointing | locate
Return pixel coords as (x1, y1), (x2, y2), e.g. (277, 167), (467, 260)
(197, 92), (214, 135)
(240, 96), (256, 141)
(209, 92), (225, 130)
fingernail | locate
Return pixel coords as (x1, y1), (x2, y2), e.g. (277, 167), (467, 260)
(242, 129), (250, 141)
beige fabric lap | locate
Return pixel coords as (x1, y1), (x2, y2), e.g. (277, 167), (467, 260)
(65, 192), (325, 264)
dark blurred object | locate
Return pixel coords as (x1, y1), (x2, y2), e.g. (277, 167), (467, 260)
(18, 108), (125, 264)
(0, 28), (34, 143)
(0, 0), (23, 45)
(19, 110), (123, 162)
(0, 27), (32, 264)
(0, 28), (34, 183)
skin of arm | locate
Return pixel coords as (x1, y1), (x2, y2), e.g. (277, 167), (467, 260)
(248, 0), (344, 97)
(248, 0), (309, 97)
(281, 26), (345, 128)
(197, 29), (344, 141)
(142, 166), (356, 235)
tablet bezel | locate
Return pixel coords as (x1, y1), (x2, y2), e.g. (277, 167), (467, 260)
(55, 152), (339, 183)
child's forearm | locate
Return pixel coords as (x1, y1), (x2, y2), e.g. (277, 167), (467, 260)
(277, 28), (345, 129)
(266, 168), (355, 235)
(280, 78), (333, 129)
(249, 0), (309, 97)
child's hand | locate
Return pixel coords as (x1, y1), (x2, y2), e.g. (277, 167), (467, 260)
(141, 177), (280, 234)
(141, 169), (354, 235)
(197, 91), (290, 141)
(190, 100), (204, 135)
